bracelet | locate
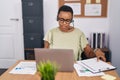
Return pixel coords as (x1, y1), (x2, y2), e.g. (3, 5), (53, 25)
(94, 48), (99, 53)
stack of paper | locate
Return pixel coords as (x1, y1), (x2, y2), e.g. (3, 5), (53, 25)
(9, 62), (37, 75)
(77, 58), (116, 73)
(74, 63), (105, 76)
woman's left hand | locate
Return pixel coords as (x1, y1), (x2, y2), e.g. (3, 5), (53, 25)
(95, 49), (106, 62)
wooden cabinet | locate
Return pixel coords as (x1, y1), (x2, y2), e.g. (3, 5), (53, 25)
(22, 0), (44, 59)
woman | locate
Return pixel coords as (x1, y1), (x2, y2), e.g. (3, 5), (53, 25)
(44, 5), (106, 61)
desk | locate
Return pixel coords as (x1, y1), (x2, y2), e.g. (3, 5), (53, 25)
(0, 60), (119, 80)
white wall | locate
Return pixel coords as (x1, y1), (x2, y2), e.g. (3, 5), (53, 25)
(109, 0), (120, 76)
(43, 0), (109, 47)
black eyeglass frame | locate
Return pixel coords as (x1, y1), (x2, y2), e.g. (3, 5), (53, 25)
(58, 18), (73, 24)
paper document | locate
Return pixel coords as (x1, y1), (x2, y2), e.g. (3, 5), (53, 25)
(74, 63), (105, 76)
(65, 3), (81, 15)
(85, 4), (102, 16)
(101, 74), (116, 80)
(9, 61), (37, 75)
(77, 58), (116, 73)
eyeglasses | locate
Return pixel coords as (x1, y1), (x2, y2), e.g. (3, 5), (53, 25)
(58, 18), (72, 24)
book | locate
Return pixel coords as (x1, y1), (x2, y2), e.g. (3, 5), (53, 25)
(100, 33), (103, 48)
(90, 32), (106, 48)
(97, 33), (101, 48)
(102, 33), (105, 48)
(93, 33), (96, 48)
(90, 32), (93, 48)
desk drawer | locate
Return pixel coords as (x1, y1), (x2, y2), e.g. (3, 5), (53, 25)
(24, 33), (44, 48)
(22, 0), (43, 16)
(23, 17), (43, 33)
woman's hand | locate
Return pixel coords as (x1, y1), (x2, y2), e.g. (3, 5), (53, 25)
(95, 49), (106, 62)
(84, 45), (106, 62)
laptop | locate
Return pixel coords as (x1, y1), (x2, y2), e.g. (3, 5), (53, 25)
(34, 48), (74, 72)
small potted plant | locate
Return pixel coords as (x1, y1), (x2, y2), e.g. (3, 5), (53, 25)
(37, 60), (59, 80)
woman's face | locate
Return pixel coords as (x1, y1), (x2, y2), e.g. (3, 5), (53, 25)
(58, 11), (73, 32)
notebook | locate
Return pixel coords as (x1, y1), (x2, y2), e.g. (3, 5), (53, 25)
(77, 58), (116, 73)
(34, 48), (74, 72)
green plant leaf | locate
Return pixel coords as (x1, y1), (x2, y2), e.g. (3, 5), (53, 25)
(37, 60), (60, 80)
